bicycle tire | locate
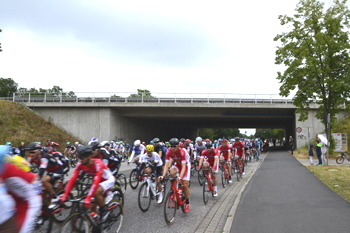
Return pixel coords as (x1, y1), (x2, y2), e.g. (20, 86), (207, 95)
(103, 201), (123, 233)
(59, 212), (90, 233)
(164, 190), (177, 226)
(129, 169), (139, 190)
(203, 177), (210, 205)
(138, 182), (152, 212)
(336, 156), (344, 164)
(236, 163), (241, 182)
(112, 186), (125, 207)
(198, 169), (205, 186)
(116, 173), (127, 194)
(51, 191), (75, 224)
(221, 169), (226, 188)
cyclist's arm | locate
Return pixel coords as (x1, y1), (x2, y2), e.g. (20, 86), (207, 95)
(63, 165), (80, 197)
(128, 150), (136, 162)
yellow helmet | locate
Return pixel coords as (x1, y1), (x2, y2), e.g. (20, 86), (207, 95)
(6, 155), (31, 172)
(146, 144), (154, 152)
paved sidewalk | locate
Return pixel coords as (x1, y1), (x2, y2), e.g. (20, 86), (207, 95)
(230, 150), (350, 233)
(195, 153), (267, 233)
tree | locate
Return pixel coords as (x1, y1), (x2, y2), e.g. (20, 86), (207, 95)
(274, 0), (350, 142)
(0, 78), (18, 97)
(129, 89), (155, 98)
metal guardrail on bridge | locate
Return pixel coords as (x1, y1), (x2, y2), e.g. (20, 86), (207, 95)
(2, 92), (294, 104)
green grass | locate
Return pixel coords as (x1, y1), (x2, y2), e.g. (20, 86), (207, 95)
(0, 99), (81, 150)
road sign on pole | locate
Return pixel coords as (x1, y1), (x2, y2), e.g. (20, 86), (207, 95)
(296, 127), (302, 133)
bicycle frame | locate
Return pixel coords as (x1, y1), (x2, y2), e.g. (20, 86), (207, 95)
(169, 178), (186, 208)
(203, 169), (214, 191)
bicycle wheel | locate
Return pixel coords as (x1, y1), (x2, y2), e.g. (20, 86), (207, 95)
(129, 169), (139, 190)
(203, 178), (210, 205)
(51, 191), (74, 224)
(198, 169), (205, 186)
(116, 173), (127, 194)
(102, 201), (123, 233)
(112, 186), (125, 207)
(138, 182), (152, 212)
(336, 156), (344, 164)
(60, 213), (90, 233)
(236, 163), (241, 182)
(164, 190), (177, 226)
(221, 169), (226, 188)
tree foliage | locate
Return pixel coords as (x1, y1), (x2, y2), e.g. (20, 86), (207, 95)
(198, 128), (243, 141)
(274, 0), (350, 138)
(0, 78), (18, 97)
(17, 85), (76, 97)
(129, 89), (155, 98)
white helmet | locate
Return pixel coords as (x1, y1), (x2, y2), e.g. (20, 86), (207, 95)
(74, 142), (79, 145)
(100, 141), (110, 147)
(134, 140), (141, 146)
(195, 137), (202, 142)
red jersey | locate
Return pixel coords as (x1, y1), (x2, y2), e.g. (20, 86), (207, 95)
(64, 158), (113, 200)
(165, 148), (189, 164)
(201, 149), (219, 166)
(218, 145), (232, 160)
(232, 142), (245, 156)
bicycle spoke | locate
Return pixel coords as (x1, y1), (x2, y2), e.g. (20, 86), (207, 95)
(164, 190), (177, 225)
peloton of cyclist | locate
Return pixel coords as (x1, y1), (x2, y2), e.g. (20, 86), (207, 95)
(197, 141), (219, 196)
(140, 144), (164, 203)
(60, 145), (115, 222)
(231, 137), (245, 175)
(160, 138), (191, 213)
(218, 139), (233, 183)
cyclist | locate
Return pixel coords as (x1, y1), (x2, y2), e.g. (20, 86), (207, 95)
(0, 145), (42, 233)
(60, 145), (115, 221)
(160, 138), (191, 213)
(100, 141), (121, 174)
(231, 137), (245, 175)
(26, 142), (65, 202)
(218, 139), (233, 183)
(153, 138), (166, 165)
(140, 144), (164, 203)
(198, 142), (219, 196)
(193, 137), (206, 163)
(128, 140), (146, 166)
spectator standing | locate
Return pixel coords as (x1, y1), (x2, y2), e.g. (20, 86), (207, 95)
(288, 136), (295, 155)
(308, 144), (314, 165)
(315, 140), (323, 166)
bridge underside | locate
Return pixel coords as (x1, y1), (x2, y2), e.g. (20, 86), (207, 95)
(115, 107), (296, 143)
(29, 105), (297, 146)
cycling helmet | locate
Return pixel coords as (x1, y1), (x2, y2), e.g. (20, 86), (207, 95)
(153, 138), (160, 143)
(205, 138), (211, 143)
(90, 137), (99, 142)
(218, 138), (222, 142)
(77, 145), (93, 157)
(6, 155), (30, 172)
(42, 146), (53, 153)
(146, 144), (154, 152)
(52, 142), (59, 147)
(150, 140), (154, 144)
(74, 142), (79, 145)
(169, 138), (179, 147)
(66, 142), (71, 145)
(205, 142), (213, 149)
(0, 145), (11, 174)
(185, 139), (191, 145)
(5, 142), (12, 146)
(88, 141), (102, 150)
(100, 141), (110, 147)
(25, 142), (42, 151)
(134, 140), (141, 146)
(195, 137), (202, 142)
(221, 139), (228, 144)
(179, 138), (186, 143)
(235, 137), (240, 141)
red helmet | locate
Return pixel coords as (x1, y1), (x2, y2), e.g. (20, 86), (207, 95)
(205, 138), (211, 143)
(221, 139), (228, 143)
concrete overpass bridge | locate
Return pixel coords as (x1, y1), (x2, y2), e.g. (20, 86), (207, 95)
(8, 92), (347, 148)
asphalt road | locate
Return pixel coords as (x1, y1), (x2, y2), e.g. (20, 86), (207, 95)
(231, 150), (350, 233)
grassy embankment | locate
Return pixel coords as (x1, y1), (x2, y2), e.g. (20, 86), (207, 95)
(0, 99), (81, 154)
(294, 114), (350, 202)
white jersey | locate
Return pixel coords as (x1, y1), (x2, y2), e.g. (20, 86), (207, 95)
(140, 152), (163, 167)
(0, 183), (16, 225)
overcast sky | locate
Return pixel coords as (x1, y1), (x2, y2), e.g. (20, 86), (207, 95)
(0, 0), (324, 97)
